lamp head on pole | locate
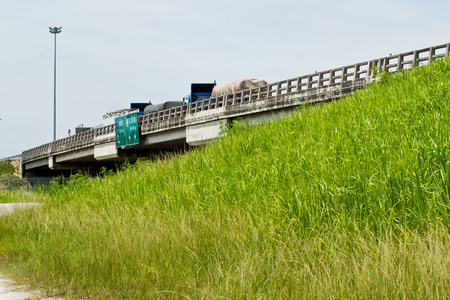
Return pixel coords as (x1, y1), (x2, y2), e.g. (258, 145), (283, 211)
(49, 27), (62, 34)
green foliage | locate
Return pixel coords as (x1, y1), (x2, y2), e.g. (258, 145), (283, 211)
(2, 57), (450, 298)
(0, 178), (26, 191)
(0, 190), (38, 203)
(0, 160), (15, 176)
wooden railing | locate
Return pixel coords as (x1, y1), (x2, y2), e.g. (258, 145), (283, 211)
(22, 43), (450, 163)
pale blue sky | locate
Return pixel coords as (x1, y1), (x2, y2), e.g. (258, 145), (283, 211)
(1, 0), (449, 157)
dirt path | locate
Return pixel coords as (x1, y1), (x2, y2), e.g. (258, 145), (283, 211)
(1, 203), (64, 299)
(0, 276), (64, 300)
(0, 203), (41, 217)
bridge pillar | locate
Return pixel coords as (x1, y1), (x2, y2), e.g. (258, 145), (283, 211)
(48, 156), (55, 169)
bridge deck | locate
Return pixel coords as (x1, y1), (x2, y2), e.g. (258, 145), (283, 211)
(21, 43), (450, 177)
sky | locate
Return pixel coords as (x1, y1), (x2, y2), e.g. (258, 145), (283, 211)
(0, 0), (449, 158)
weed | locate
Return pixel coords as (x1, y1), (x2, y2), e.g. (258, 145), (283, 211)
(1, 57), (450, 299)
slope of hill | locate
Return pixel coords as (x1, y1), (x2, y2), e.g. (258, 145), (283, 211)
(0, 160), (24, 194)
(1, 58), (450, 299)
(0, 161), (15, 177)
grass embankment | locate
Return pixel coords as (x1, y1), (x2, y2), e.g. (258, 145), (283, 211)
(1, 59), (450, 299)
(0, 191), (36, 204)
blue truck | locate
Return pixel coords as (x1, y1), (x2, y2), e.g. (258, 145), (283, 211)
(130, 82), (216, 117)
(184, 82), (216, 103)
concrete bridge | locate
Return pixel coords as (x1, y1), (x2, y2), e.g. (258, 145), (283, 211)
(21, 43), (450, 177)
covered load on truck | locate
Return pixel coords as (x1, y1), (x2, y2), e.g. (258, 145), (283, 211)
(144, 101), (184, 114)
(211, 78), (268, 97)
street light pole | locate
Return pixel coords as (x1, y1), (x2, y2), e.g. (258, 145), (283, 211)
(49, 26), (62, 141)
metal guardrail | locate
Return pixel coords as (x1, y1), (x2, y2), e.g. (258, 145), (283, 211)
(22, 43), (450, 163)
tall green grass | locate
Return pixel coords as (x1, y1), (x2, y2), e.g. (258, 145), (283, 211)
(1, 58), (450, 298)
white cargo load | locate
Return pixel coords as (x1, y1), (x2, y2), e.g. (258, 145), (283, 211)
(212, 78), (268, 97)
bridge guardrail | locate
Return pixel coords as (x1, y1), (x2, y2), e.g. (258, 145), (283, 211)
(22, 125), (115, 163)
(22, 43), (450, 163)
(187, 43), (449, 115)
(0, 154), (22, 161)
(140, 103), (188, 134)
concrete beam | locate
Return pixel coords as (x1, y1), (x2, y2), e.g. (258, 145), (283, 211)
(236, 108), (294, 125)
(94, 141), (118, 161)
(23, 157), (48, 170)
(141, 127), (186, 150)
(186, 119), (229, 146)
(95, 132), (115, 143)
(54, 147), (95, 163)
(48, 163), (104, 171)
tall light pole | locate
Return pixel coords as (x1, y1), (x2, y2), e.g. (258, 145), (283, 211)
(49, 26), (62, 141)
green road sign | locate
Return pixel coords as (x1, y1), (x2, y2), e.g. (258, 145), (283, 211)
(115, 116), (127, 147)
(126, 113), (139, 146)
(115, 113), (139, 148)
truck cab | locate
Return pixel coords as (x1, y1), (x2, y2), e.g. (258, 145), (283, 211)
(130, 102), (150, 115)
(185, 82), (216, 103)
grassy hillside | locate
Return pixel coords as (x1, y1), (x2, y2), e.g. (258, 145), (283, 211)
(0, 160), (15, 176)
(1, 58), (450, 299)
(0, 160), (26, 195)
